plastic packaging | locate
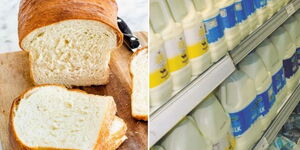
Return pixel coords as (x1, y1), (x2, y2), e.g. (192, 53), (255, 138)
(254, 0), (270, 25)
(294, 12), (300, 70)
(191, 94), (235, 150)
(150, 0), (192, 91)
(239, 53), (276, 130)
(161, 116), (212, 150)
(219, 70), (263, 150)
(255, 38), (288, 113)
(149, 28), (173, 107)
(241, 0), (259, 32)
(234, 0), (250, 40)
(166, 0), (211, 76)
(266, 0), (278, 18)
(192, 0), (228, 62)
(215, 0), (242, 50)
(270, 27), (298, 93)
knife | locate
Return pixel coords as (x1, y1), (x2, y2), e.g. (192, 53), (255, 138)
(117, 17), (141, 52)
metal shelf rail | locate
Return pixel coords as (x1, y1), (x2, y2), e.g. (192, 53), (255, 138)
(230, 0), (300, 65)
(253, 84), (300, 150)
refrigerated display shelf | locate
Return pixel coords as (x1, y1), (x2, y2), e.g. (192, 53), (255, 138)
(149, 55), (235, 146)
(230, 0), (300, 65)
(253, 84), (300, 150)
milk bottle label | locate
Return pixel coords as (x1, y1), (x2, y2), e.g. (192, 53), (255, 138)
(254, 0), (267, 9)
(164, 34), (189, 73)
(256, 84), (275, 116)
(203, 15), (224, 43)
(212, 132), (236, 150)
(220, 4), (237, 29)
(272, 67), (286, 94)
(235, 1), (247, 23)
(184, 23), (208, 59)
(283, 52), (298, 79)
(242, 0), (255, 17)
(297, 48), (300, 65)
(150, 47), (170, 88)
(229, 98), (259, 136)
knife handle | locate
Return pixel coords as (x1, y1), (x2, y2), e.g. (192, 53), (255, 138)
(117, 17), (140, 52)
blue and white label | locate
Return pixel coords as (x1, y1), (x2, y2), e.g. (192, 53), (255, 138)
(272, 67), (286, 95)
(283, 52), (298, 79)
(203, 15), (224, 43)
(229, 97), (259, 136)
(219, 4), (237, 29)
(241, 0), (255, 17)
(256, 84), (275, 116)
(235, 1), (246, 23)
(297, 47), (300, 65)
(253, 0), (267, 9)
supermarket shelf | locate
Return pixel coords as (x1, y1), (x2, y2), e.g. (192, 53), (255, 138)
(253, 84), (300, 150)
(230, 0), (300, 65)
(149, 55), (235, 146)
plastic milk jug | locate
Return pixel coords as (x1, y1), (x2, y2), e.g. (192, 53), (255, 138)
(255, 38), (288, 112)
(270, 27), (298, 93)
(192, 0), (228, 62)
(253, 0), (270, 26)
(234, 0), (251, 40)
(239, 53), (276, 130)
(149, 28), (173, 107)
(241, 0), (259, 32)
(266, 0), (279, 17)
(294, 12), (300, 75)
(165, 0), (211, 76)
(215, 0), (242, 50)
(150, 0), (192, 91)
(191, 94), (235, 150)
(161, 116), (212, 150)
(219, 70), (264, 150)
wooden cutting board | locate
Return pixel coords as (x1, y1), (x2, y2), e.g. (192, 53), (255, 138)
(0, 32), (148, 150)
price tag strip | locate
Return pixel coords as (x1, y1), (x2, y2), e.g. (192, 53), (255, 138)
(286, 3), (296, 17)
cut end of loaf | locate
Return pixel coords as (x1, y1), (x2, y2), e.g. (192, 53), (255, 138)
(130, 48), (149, 121)
(10, 85), (116, 149)
(21, 20), (117, 86)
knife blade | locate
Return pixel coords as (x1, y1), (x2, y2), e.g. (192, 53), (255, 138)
(117, 17), (141, 52)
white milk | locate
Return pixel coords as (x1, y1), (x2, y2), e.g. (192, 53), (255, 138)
(294, 12), (300, 79)
(219, 70), (263, 150)
(161, 116), (212, 150)
(191, 94), (236, 150)
(254, 0), (270, 26)
(149, 28), (173, 107)
(215, 0), (242, 50)
(239, 53), (276, 130)
(192, 0), (228, 62)
(165, 0), (211, 76)
(241, 0), (258, 32)
(255, 38), (288, 112)
(267, 0), (279, 17)
(270, 27), (298, 93)
(234, 0), (250, 40)
(150, 0), (192, 91)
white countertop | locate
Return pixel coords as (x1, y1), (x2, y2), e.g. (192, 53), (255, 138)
(0, 0), (148, 53)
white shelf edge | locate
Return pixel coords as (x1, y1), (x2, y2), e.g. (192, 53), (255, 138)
(230, 0), (300, 65)
(149, 55), (235, 146)
(253, 83), (300, 150)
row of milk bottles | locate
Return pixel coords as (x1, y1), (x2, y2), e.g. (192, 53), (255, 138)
(149, 0), (292, 108)
(151, 10), (300, 150)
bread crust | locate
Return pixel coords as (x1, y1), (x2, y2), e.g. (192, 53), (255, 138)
(9, 85), (117, 150)
(18, 0), (123, 50)
(129, 47), (149, 121)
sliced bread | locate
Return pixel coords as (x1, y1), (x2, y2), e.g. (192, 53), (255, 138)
(18, 0), (123, 86)
(10, 85), (117, 150)
(130, 47), (149, 121)
(105, 117), (127, 150)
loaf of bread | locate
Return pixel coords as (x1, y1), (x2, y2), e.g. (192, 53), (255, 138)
(130, 47), (149, 121)
(9, 85), (123, 149)
(18, 0), (123, 86)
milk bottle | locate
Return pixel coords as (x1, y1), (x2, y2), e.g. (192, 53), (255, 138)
(191, 94), (235, 150)
(241, 0), (259, 32)
(215, 0), (242, 50)
(149, 28), (173, 107)
(234, 0), (251, 40)
(192, 0), (228, 62)
(270, 27), (298, 93)
(294, 12), (300, 74)
(254, 0), (270, 25)
(219, 70), (263, 150)
(161, 116), (212, 150)
(150, 0), (192, 91)
(267, 0), (279, 17)
(165, 0), (211, 76)
(239, 53), (276, 130)
(255, 38), (288, 112)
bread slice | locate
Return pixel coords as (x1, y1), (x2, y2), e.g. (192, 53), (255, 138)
(18, 0), (123, 86)
(130, 47), (149, 121)
(10, 85), (117, 150)
(105, 117), (127, 150)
